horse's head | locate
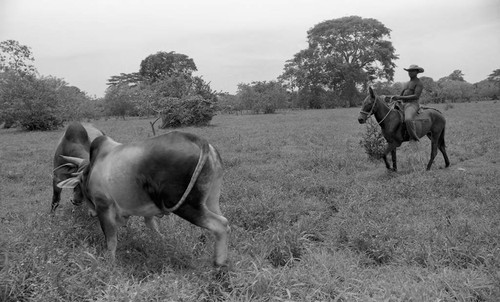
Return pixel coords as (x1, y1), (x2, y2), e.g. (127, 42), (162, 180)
(358, 87), (377, 124)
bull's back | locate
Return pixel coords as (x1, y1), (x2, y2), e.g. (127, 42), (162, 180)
(88, 132), (205, 215)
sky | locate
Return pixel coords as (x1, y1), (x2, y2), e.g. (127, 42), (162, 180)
(1, 0), (499, 97)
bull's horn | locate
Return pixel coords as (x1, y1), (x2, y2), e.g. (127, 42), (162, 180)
(60, 155), (85, 166)
(53, 162), (76, 173)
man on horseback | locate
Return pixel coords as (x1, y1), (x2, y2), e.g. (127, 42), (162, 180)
(392, 64), (424, 141)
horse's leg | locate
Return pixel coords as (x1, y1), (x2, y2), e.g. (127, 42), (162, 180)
(383, 142), (400, 171)
(426, 135), (439, 171)
(391, 149), (397, 171)
(438, 129), (450, 168)
(382, 154), (391, 170)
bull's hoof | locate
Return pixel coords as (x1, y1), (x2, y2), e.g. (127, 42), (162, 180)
(50, 203), (59, 213)
(213, 263), (231, 287)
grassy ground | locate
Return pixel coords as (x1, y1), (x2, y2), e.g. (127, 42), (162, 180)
(1, 101), (499, 301)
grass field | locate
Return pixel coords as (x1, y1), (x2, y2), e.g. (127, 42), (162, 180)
(1, 101), (499, 301)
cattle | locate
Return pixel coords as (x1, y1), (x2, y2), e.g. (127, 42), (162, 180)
(55, 131), (229, 267)
(52, 122), (104, 212)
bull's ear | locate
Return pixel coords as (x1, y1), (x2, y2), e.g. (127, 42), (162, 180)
(57, 177), (80, 189)
(369, 86), (375, 99)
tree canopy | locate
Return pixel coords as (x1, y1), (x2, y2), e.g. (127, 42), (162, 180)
(104, 50), (217, 127)
(0, 40), (101, 130)
(139, 51), (197, 83)
(488, 69), (500, 83)
(0, 40), (37, 76)
(280, 16), (398, 107)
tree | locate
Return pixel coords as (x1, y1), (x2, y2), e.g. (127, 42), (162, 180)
(281, 16), (398, 107)
(57, 85), (101, 120)
(104, 50), (217, 127)
(487, 69), (500, 83)
(484, 69), (500, 100)
(0, 40), (37, 76)
(440, 70), (465, 82)
(473, 79), (499, 100)
(103, 84), (138, 118)
(0, 73), (65, 130)
(216, 92), (239, 113)
(107, 72), (143, 87)
(418, 76), (439, 103)
(437, 80), (473, 102)
(139, 51), (197, 83)
(237, 81), (289, 113)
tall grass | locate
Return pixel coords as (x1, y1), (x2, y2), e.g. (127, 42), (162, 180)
(1, 102), (499, 301)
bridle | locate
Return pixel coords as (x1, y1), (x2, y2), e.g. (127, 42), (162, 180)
(360, 96), (378, 118)
(360, 95), (395, 125)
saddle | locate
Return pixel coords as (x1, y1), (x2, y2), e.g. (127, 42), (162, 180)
(393, 101), (431, 141)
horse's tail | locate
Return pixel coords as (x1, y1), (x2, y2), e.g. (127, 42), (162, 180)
(439, 124), (446, 148)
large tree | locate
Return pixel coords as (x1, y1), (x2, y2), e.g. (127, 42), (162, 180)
(139, 51), (197, 83)
(0, 40), (37, 76)
(280, 16), (398, 107)
(104, 50), (217, 126)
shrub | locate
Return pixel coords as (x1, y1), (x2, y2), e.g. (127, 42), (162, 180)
(159, 95), (216, 128)
(359, 118), (386, 160)
(19, 107), (64, 130)
(0, 73), (65, 130)
(103, 84), (137, 118)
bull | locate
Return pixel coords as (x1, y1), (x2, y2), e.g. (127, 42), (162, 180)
(56, 131), (229, 267)
(52, 122), (104, 212)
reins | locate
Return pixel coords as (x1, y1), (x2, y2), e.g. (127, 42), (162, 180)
(361, 96), (396, 125)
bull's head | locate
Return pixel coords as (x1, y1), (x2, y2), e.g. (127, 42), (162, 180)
(54, 155), (89, 204)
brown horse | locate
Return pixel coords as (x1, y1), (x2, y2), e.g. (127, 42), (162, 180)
(358, 87), (450, 171)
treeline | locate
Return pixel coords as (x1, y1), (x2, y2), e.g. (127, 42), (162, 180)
(0, 41), (217, 130)
(0, 40), (102, 130)
(217, 71), (499, 114)
(372, 70), (500, 105)
(2, 13), (500, 131)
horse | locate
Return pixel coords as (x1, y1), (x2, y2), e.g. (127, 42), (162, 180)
(358, 87), (450, 171)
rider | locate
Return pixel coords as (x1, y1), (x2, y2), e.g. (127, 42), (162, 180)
(393, 64), (424, 142)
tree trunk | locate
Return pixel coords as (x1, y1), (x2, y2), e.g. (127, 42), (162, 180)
(342, 79), (358, 107)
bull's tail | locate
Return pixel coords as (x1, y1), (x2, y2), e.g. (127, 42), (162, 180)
(162, 141), (210, 213)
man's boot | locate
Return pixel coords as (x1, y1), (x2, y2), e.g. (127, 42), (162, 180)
(405, 120), (419, 142)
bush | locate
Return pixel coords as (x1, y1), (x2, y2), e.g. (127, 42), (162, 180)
(236, 81), (289, 113)
(0, 73), (65, 131)
(19, 107), (64, 131)
(359, 118), (386, 160)
(103, 84), (137, 118)
(159, 95), (216, 128)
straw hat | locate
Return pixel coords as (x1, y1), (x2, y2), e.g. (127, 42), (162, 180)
(404, 64), (424, 73)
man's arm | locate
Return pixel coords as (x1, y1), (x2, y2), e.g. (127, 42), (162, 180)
(396, 81), (423, 102)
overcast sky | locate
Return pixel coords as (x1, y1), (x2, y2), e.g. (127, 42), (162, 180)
(1, 0), (499, 97)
